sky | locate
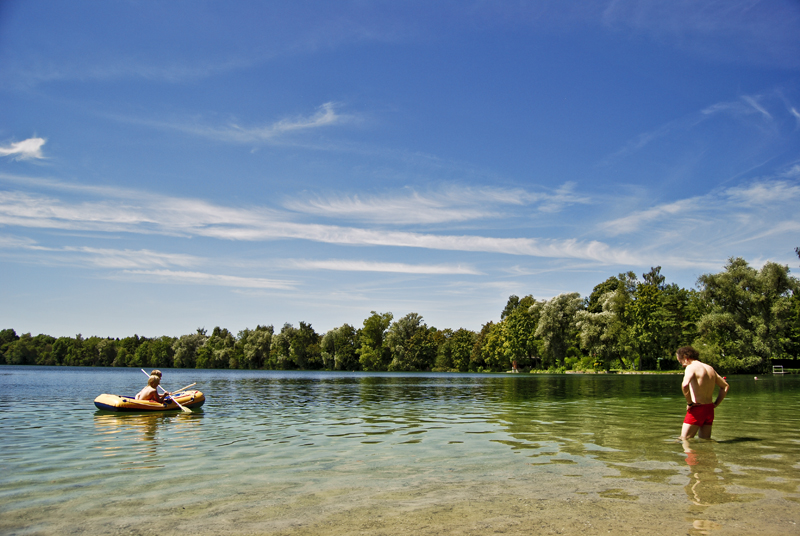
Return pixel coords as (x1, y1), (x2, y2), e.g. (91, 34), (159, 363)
(1, 0), (799, 339)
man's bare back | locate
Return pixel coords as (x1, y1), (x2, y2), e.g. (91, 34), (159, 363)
(683, 360), (723, 405)
(676, 346), (729, 440)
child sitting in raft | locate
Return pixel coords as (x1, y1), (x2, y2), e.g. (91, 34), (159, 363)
(135, 374), (171, 402)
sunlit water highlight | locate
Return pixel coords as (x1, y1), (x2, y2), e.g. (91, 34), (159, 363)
(1, 367), (798, 535)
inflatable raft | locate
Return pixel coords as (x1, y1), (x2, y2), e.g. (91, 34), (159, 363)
(94, 390), (205, 412)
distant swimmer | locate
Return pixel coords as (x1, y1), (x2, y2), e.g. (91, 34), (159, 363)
(676, 346), (729, 440)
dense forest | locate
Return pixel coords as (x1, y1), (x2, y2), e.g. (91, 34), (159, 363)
(3, 256), (799, 374)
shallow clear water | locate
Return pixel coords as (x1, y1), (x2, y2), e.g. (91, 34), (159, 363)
(1, 367), (798, 535)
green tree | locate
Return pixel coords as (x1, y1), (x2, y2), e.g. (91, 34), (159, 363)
(112, 347), (129, 367)
(503, 295), (540, 369)
(788, 248), (800, 359)
(237, 325), (273, 369)
(433, 328), (455, 371)
(290, 321), (321, 370)
(172, 330), (207, 368)
(386, 313), (437, 371)
(470, 322), (496, 371)
(629, 268), (664, 370)
(62, 334), (88, 367)
(434, 327), (477, 372)
(357, 311), (393, 371)
(480, 321), (508, 371)
(586, 277), (623, 313)
(271, 323), (295, 369)
(96, 338), (118, 367)
(4, 332), (37, 365)
(52, 336), (72, 366)
(576, 290), (634, 370)
(450, 328), (477, 372)
(656, 285), (703, 369)
(533, 293), (583, 368)
(31, 334), (57, 365)
(501, 295), (521, 319)
(321, 324), (360, 371)
(0, 328), (20, 363)
(695, 257), (800, 372)
(148, 337), (175, 368)
(117, 335), (146, 366)
(204, 327), (236, 368)
(132, 339), (153, 369)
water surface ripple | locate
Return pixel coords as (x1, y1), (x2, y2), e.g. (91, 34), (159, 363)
(1, 367), (798, 535)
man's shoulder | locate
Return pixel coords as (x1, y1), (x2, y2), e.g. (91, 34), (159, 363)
(694, 361), (718, 378)
(685, 360), (702, 371)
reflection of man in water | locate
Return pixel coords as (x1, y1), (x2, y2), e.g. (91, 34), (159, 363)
(676, 346), (729, 439)
(681, 438), (736, 536)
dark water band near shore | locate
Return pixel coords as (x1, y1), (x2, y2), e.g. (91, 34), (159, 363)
(1, 366), (798, 535)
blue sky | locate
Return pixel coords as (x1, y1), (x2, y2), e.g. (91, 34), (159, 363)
(1, 1), (799, 338)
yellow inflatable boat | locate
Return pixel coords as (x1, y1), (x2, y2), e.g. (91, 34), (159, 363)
(94, 390), (205, 412)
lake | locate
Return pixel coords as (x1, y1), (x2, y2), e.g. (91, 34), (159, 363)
(1, 366), (798, 535)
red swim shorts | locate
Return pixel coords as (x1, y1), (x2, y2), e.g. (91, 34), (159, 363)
(684, 403), (715, 427)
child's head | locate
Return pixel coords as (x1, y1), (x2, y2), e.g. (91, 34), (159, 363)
(148, 374), (161, 388)
(150, 369), (162, 378)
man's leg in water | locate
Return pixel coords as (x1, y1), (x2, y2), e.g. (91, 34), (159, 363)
(697, 424), (713, 440)
(681, 422), (700, 439)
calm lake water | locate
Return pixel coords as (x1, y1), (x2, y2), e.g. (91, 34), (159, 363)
(1, 366), (798, 535)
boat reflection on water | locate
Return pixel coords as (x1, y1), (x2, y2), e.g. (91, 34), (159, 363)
(93, 411), (204, 461)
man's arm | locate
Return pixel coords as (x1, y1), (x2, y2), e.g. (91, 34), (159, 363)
(681, 367), (695, 405)
(714, 374), (729, 407)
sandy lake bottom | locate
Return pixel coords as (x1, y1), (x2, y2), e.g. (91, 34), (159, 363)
(1, 367), (798, 535)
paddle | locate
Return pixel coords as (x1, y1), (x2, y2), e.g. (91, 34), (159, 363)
(140, 369), (193, 413)
(172, 382), (196, 394)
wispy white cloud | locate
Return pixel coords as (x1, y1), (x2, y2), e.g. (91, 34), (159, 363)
(115, 102), (349, 144)
(599, 0), (800, 69)
(742, 95), (772, 120)
(0, 233), (38, 248)
(0, 231), (298, 290)
(600, 121), (679, 165)
(725, 180), (800, 206)
(0, 235), (203, 269)
(285, 189), (495, 224)
(599, 177), (800, 264)
(284, 183), (589, 224)
(701, 95), (776, 122)
(0, 178), (633, 264)
(700, 93), (795, 128)
(600, 198), (699, 236)
(782, 164), (800, 178)
(289, 259), (482, 275)
(63, 247), (201, 269)
(122, 269), (296, 289)
(11, 172), (797, 274)
(789, 106), (800, 127)
(3, 55), (256, 90)
(0, 138), (46, 160)
(603, 92), (792, 165)
(538, 182), (590, 213)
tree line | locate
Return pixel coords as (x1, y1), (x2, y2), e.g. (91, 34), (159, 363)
(2, 256), (799, 374)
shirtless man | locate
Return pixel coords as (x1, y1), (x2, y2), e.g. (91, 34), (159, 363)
(677, 346), (729, 439)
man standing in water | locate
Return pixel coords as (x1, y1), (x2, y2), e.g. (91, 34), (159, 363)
(677, 346), (730, 439)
